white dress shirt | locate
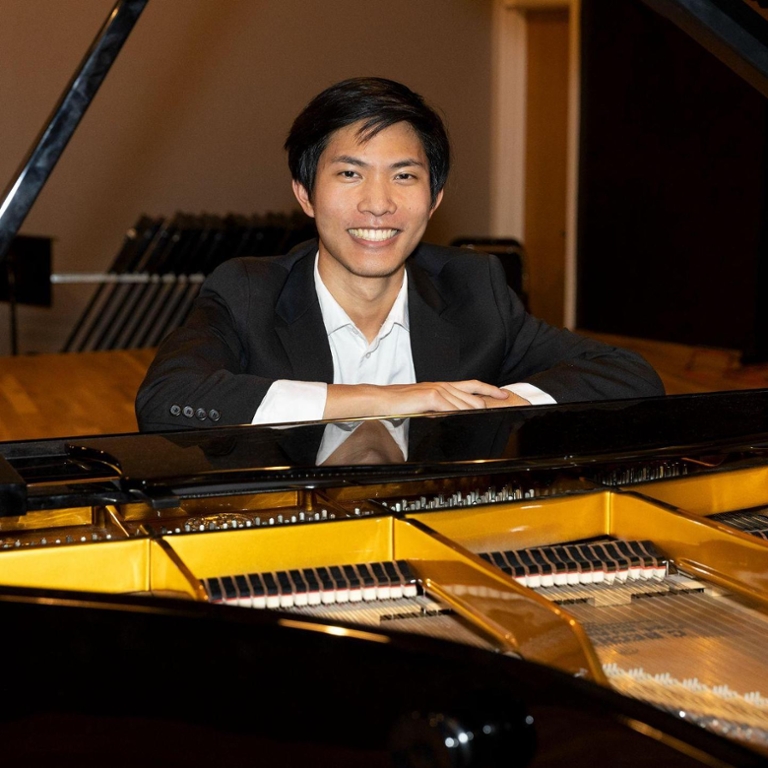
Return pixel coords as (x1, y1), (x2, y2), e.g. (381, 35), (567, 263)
(252, 254), (554, 426)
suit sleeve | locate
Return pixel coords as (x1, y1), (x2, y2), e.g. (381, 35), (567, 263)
(489, 258), (665, 402)
(135, 260), (276, 431)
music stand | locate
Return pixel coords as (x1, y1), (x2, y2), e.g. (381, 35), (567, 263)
(0, 235), (52, 355)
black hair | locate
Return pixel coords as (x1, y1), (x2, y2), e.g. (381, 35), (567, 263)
(284, 77), (450, 207)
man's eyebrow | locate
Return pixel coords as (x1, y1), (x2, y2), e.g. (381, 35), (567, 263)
(328, 155), (426, 169)
(391, 158), (426, 170)
(330, 154), (368, 166)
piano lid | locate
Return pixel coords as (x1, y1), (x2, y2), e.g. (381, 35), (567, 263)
(0, 0), (148, 268)
(637, 0), (768, 98)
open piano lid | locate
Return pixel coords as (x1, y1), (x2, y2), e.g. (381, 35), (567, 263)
(637, 0), (768, 98)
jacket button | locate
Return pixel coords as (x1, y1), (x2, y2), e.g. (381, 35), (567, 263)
(209, 409), (221, 421)
(182, 406), (194, 418)
(196, 408), (207, 421)
(170, 404), (181, 416)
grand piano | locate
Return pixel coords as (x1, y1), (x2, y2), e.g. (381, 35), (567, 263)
(1, 393), (768, 765)
(3, 1), (768, 766)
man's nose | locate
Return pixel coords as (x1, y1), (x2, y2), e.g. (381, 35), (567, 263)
(358, 178), (396, 216)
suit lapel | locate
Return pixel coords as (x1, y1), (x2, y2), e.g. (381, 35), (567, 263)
(407, 260), (460, 381)
(274, 248), (334, 383)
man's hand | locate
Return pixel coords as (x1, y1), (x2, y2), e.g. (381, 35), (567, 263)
(481, 390), (531, 409)
(324, 380), (512, 420)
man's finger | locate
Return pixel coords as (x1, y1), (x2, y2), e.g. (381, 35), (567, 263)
(450, 379), (509, 398)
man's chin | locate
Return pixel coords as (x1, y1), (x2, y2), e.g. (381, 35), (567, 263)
(341, 251), (410, 279)
(319, 241), (415, 280)
(349, 264), (407, 280)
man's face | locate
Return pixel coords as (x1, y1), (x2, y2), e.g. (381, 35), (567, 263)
(292, 120), (443, 287)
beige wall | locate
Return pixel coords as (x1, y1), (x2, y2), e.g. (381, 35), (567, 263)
(0, 0), (495, 355)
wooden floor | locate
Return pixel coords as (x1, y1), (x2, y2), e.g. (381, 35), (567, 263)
(2, 335), (768, 442)
(581, 331), (768, 395)
(0, 348), (156, 442)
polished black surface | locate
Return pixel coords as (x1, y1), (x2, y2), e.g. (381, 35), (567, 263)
(2, 388), (768, 513)
(60, 388), (768, 480)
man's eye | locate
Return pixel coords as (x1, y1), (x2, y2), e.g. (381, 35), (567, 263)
(339, 170), (358, 178)
(395, 172), (416, 180)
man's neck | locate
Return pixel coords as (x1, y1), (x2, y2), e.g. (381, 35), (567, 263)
(319, 262), (406, 343)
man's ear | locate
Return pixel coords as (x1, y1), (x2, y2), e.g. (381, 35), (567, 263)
(292, 180), (315, 218)
(428, 188), (444, 217)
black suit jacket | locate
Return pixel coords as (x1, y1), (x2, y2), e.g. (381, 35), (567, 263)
(135, 240), (664, 431)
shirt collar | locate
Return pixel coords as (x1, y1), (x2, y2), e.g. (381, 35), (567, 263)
(313, 251), (410, 337)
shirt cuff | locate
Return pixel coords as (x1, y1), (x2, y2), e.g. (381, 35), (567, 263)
(503, 383), (556, 405)
(252, 380), (328, 425)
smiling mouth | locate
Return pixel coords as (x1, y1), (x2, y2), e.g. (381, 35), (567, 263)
(347, 228), (399, 242)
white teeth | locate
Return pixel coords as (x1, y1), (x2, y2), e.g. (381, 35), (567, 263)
(348, 228), (397, 241)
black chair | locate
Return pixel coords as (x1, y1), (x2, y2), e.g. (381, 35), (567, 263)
(450, 236), (529, 310)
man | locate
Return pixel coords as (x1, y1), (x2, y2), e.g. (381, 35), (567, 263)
(135, 77), (663, 434)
